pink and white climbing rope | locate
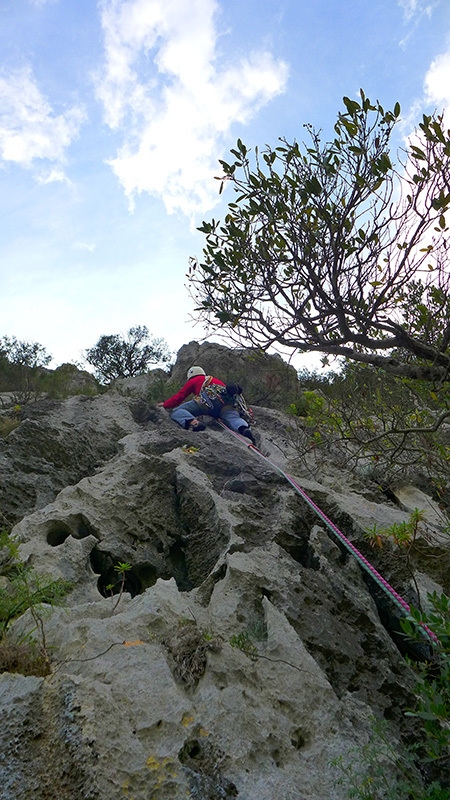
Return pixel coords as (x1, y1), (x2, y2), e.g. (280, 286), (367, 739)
(219, 421), (439, 645)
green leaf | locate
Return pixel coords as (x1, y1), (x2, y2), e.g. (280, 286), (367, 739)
(342, 96), (361, 116)
(237, 138), (247, 155)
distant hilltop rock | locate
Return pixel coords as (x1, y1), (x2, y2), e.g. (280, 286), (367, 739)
(0, 342), (448, 799)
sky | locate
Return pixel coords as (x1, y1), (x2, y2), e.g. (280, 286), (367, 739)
(1, 0), (449, 370)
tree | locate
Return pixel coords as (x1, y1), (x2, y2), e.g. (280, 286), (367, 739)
(0, 336), (52, 401)
(85, 326), (171, 383)
(189, 92), (450, 385)
(0, 336), (52, 368)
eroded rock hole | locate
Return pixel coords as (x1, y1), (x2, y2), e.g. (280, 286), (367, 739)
(178, 735), (239, 798)
(275, 528), (320, 570)
(46, 524), (71, 547)
(187, 741), (201, 759)
(290, 728), (310, 750)
(46, 515), (98, 546)
(89, 548), (157, 598)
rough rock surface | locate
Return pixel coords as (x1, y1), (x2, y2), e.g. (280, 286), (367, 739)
(0, 344), (448, 800)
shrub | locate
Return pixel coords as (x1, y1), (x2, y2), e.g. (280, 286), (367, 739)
(333, 593), (450, 798)
(0, 530), (72, 675)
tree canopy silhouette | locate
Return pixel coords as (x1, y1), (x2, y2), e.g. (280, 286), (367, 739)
(85, 326), (170, 383)
(190, 92), (450, 384)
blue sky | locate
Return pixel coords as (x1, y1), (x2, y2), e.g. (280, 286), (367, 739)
(0, 0), (449, 369)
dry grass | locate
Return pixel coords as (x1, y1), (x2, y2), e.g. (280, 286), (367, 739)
(0, 638), (51, 677)
(163, 620), (222, 689)
(0, 416), (19, 438)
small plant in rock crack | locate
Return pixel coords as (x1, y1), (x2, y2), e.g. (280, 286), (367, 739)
(364, 508), (438, 608)
(365, 508), (427, 550)
(229, 631), (258, 661)
(106, 562), (132, 612)
(229, 627), (319, 677)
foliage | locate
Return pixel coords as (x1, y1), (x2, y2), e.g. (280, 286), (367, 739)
(146, 376), (176, 405)
(363, 509), (448, 612)
(0, 415), (20, 437)
(0, 562), (72, 637)
(37, 363), (101, 399)
(0, 336), (52, 369)
(365, 508), (426, 551)
(0, 526), (19, 563)
(332, 717), (445, 800)
(401, 592), (450, 765)
(288, 389), (325, 418)
(289, 361), (450, 485)
(333, 594), (450, 798)
(0, 638), (51, 677)
(85, 325), (171, 383)
(190, 92), (450, 384)
(229, 630), (258, 661)
(106, 561), (132, 612)
(0, 530), (72, 674)
(0, 335), (53, 404)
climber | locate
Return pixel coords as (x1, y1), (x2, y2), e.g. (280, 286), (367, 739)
(157, 366), (256, 444)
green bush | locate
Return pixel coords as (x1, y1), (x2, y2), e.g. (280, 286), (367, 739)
(0, 530), (72, 675)
(333, 593), (450, 799)
(290, 361), (450, 487)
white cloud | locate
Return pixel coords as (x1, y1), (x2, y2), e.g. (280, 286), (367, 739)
(36, 167), (73, 186)
(72, 241), (97, 253)
(398, 0), (435, 21)
(95, 0), (288, 217)
(0, 66), (86, 169)
(424, 50), (450, 108)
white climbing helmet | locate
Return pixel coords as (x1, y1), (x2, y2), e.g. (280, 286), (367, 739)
(187, 366), (206, 380)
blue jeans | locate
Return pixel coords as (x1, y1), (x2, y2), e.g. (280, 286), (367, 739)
(170, 400), (249, 433)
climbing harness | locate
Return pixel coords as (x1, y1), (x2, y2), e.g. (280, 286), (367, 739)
(196, 376), (230, 415)
(198, 377), (253, 422)
(218, 420), (439, 645)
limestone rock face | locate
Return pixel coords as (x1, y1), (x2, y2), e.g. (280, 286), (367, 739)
(0, 394), (140, 526)
(0, 344), (448, 799)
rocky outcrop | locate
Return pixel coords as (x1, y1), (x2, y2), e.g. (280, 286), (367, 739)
(0, 393), (141, 526)
(0, 344), (448, 799)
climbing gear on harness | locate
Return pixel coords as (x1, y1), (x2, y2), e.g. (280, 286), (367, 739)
(218, 420), (438, 645)
(187, 366), (206, 379)
(197, 376), (255, 425)
(234, 391), (254, 424)
(197, 377), (239, 417)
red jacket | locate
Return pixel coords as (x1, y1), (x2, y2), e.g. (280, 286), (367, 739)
(163, 375), (225, 409)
